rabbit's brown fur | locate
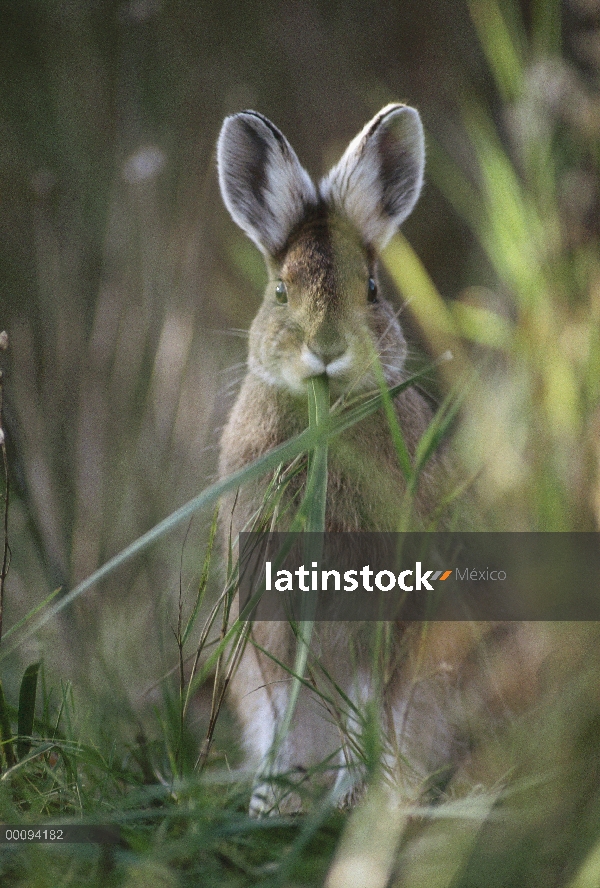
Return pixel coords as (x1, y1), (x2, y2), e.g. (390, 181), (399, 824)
(217, 106), (474, 815)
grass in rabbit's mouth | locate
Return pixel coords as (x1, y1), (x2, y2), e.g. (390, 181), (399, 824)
(1, 1), (600, 886)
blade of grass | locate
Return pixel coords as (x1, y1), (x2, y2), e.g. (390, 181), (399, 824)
(383, 234), (468, 384)
(181, 506), (219, 648)
(304, 374), (329, 533)
(467, 0), (525, 103)
(410, 376), (473, 494)
(0, 679), (16, 768)
(261, 376), (330, 798)
(17, 662), (40, 759)
(0, 741), (58, 781)
(0, 337), (9, 648)
(531, 0), (561, 55)
(371, 346), (412, 482)
(0, 587), (62, 643)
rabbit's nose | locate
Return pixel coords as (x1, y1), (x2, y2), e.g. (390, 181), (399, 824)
(305, 337), (347, 363)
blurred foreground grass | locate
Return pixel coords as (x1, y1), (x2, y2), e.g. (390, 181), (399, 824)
(1, 0), (600, 886)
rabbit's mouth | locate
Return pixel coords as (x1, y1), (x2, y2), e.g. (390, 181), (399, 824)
(299, 344), (353, 382)
(281, 344), (375, 396)
(249, 339), (394, 396)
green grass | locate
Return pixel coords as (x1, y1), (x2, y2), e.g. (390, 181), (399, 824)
(1, 0), (600, 884)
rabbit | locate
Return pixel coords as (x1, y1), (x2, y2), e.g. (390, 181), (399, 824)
(216, 105), (459, 815)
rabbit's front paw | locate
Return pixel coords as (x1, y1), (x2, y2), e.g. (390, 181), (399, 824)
(249, 782), (279, 818)
(248, 770), (307, 817)
(337, 781), (367, 811)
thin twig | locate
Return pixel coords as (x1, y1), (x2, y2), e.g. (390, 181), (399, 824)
(0, 331), (10, 648)
(175, 517), (194, 775)
(196, 605), (247, 773)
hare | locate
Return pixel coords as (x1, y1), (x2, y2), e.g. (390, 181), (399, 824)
(217, 105), (458, 815)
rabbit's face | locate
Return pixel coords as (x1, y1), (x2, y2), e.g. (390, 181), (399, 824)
(248, 213), (407, 395)
(218, 104), (424, 397)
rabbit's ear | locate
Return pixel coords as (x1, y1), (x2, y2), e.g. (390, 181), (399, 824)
(218, 111), (317, 257)
(321, 104), (425, 251)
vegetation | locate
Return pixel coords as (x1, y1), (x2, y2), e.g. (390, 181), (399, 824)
(1, 0), (600, 885)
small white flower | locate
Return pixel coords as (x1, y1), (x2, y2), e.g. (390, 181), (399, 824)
(122, 146), (166, 184)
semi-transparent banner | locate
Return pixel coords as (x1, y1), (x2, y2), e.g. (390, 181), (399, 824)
(238, 533), (600, 621)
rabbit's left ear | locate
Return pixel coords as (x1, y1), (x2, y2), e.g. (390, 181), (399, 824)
(217, 110), (317, 257)
(321, 104), (425, 251)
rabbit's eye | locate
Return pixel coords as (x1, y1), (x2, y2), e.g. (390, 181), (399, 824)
(275, 281), (288, 304)
(367, 277), (378, 303)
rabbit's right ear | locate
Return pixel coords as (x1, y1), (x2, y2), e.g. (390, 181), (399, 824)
(217, 111), (317, 257)
(321, 104), (425, 251)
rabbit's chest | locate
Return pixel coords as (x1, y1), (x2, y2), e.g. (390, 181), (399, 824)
(324, 427), (409, 530)
(219, 379), (437, 534)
